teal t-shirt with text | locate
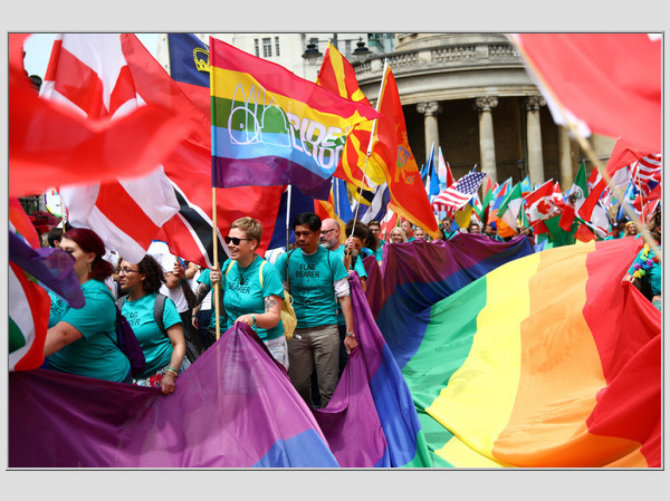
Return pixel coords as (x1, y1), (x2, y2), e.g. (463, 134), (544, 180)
(47, 279), (130, 383)
(330, 245), (363, 326)
(222, 255), (285, 341)
(121, 292), (182, 377)
(275, 246), (348, 328)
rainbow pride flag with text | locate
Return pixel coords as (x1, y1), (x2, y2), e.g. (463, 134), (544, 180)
(209, 37), (380, 200)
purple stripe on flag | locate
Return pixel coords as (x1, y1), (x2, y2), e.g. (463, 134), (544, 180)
(9, 323), (337, 467)
(377, 234), (534, 370)
(212, 155), (331, 200)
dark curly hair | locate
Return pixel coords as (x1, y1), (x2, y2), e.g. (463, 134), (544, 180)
(135, 255), (166, 293)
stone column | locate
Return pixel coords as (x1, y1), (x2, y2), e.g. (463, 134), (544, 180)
(524, 95), (546, 187)
(417, 101), (441, 163)
(476, 96), (498, 184)
(558, 125), (574, 189)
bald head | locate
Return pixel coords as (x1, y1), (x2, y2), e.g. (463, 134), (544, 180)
(320, 218), (341, 249)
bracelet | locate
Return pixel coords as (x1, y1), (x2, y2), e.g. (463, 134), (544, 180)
(345, 331), (355, 338)
(164, 367), (179, 378)
(251, 314), (257, 328)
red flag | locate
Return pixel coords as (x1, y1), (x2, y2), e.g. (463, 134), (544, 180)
(9, 34), (194, 198)
(524, 180), (560, 224)
(513, 33), (661, 152)
(372, 64), (440, 239)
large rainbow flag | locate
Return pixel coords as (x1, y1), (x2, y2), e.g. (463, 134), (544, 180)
(209, 37), (380, 200)
(390, 237), (661, 467)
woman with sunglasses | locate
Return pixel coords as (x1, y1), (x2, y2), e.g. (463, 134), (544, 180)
(117, 255), (189, 395)
(210, 217), (288, 369)
(43, 228), (131, 383)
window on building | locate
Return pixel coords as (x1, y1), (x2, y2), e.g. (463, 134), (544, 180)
(345, 39), (352, 57)
(275, 36), (280, 56)
(254, 38), (260, 57)
(262, 37), (272, 57)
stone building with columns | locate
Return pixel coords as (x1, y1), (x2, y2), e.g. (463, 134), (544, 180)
(353, 33), (616, 189)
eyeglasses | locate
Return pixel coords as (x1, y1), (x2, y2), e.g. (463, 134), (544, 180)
(224, 236), (254, 245)
(117, 268), (140, 275)
(320, 229), (336, 235)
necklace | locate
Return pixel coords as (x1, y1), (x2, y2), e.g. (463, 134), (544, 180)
(237, 258), (254, 285)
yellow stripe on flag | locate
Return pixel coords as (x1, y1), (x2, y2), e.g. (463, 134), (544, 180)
(426, 253), (541, 463)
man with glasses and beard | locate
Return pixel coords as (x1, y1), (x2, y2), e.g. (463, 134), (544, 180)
(275, 212), (357, 408)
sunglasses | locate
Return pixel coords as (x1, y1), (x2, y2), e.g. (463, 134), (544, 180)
(320, 229), (336, 235)
(224, 236), (254, 245)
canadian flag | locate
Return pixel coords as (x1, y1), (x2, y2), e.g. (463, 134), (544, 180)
(39, 34), (190, 262)
(524, 180), (561, 224)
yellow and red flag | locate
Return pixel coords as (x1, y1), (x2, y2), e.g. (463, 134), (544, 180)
(316, 43), (386, 190)
(372, 63), (440, 239)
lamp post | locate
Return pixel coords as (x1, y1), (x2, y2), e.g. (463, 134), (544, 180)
(302, 34), (370, 64)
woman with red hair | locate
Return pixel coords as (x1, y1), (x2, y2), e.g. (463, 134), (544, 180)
(44, 228), (131, 383)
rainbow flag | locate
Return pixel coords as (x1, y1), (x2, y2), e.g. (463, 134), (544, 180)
(378, 234), (535, 368)
(209, 37), (380, 200)
(395, 237), (661, 467)
(9, 323), (338, 467)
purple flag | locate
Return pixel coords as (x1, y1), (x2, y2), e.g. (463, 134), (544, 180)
(9, 323), (337, 467)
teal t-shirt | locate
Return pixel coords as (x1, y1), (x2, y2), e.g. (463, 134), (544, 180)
(627, 246), (662, 296)
(47, 279), (131, 383)
(223, 255), (284, 341)
(120, 292), (182, 377)
(276, 246), (348, 328)
(197, 259), (229, 332)
(222, 255), (285, 341)
(47, 290), (68, 328)
(329, 245), (365, 326)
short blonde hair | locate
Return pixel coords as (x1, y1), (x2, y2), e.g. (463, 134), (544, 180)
(230, 217), (262, 243)
(390, 227), (408, 242)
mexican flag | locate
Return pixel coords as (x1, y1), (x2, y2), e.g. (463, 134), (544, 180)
(559, 162), (589, 231)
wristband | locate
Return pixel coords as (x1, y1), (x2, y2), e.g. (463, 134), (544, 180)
(251, 314), (257, 328)
(164, 367), (179, 378)
(345, 331), (355, 338)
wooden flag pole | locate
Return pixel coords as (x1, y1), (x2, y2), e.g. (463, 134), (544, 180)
(349, 58), (389, 240)
(212, 187), (222, 340)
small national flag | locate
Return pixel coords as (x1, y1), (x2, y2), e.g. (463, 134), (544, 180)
(433, 172), (488, 215)
(631, 153), (662, 197)
(209, 37), (380, 200)
(524, 179), (561, 224)
(559, 161), (588, 231)
(497, 182), (524, 231)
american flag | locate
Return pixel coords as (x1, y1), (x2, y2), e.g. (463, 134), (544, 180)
(631, 153), (662, 197)
(432, 172), (487, 214)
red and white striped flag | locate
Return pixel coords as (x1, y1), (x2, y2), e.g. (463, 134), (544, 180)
(631, 153), (662, 197)
(432, 172), (487, 214)
(40, 34), (185, 263)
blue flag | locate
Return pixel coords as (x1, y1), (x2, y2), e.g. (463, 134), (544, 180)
(168, 33), (210, 87)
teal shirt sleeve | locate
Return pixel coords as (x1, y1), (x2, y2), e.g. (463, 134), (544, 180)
(48, 290), (69, 328)
(61, 283), (115, 340)
(330, 249), (349, 282)
(262, 261), (285, 300)
(162, 296), (182, 330)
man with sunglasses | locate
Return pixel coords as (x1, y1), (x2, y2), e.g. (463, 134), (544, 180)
(275, 212), (357, 408)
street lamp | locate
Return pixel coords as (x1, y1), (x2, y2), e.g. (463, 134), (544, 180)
(302, 34), (370, 64)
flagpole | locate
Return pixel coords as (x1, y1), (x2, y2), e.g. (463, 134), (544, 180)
(211, 186), (221, 340)
(350, 58), (389, 239)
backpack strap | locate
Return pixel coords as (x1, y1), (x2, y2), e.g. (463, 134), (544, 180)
(153, 293), (167, 336)
(259, 260), (266, 289)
